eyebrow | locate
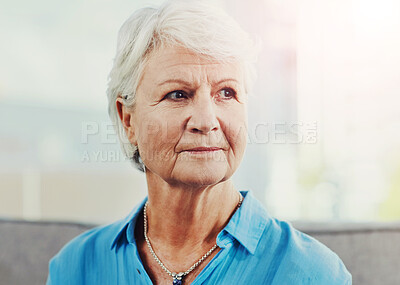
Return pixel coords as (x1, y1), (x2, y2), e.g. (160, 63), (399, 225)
(157, 78), (239, 87)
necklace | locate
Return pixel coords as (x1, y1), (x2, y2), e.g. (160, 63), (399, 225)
(143, 193), (243, 285)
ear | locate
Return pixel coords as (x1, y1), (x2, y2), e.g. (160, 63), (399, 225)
(116, 97), (137, 146)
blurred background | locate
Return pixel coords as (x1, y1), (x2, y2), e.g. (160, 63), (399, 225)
(1, 0), (399, 224)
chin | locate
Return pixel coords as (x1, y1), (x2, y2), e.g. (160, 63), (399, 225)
(173, 163), (230, 187)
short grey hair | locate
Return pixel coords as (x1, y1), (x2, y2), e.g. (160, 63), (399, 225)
(107, 0), (258, 172)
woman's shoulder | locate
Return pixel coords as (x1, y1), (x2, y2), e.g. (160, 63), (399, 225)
(46, 197), (148, 285)
(49, 220), (123, 263)
(49, 199), (146, 265)
(54, 220), (122, 257)
(229, 192), (351, 283)
(256, 216), (352, 283)
(46, 221), (123, 284)
(46, 198), (147, 285)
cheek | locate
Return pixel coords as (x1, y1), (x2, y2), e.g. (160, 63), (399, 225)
(135, 113), (183, 161)
(221, 107), (248, 152)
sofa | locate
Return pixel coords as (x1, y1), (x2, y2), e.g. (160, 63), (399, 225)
(1, 219), (399, 285)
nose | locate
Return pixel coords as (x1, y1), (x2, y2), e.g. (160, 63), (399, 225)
(187, 92), (219, 134)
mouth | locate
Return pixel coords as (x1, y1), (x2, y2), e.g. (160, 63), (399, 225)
(183, 147), (223, 153)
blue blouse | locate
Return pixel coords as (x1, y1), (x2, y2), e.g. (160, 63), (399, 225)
(47, 191), (352, 284)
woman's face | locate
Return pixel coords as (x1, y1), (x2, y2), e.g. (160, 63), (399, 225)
(129, 45), (247, 187)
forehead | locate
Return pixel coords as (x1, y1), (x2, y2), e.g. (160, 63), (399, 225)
(140, 45), (244, 86)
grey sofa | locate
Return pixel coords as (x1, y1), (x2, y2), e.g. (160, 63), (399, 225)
(1, 219), (399, 285)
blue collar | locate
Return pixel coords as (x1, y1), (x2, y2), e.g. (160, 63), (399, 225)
(221, 191), (269, 254)
(110, 197), (148, 250)
(110, 191), (270, 254)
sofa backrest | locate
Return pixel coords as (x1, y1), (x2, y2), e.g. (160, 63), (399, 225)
(294, 221), (400, 285)
(0, 219), (93, 285)
(1, 219), (399, 285)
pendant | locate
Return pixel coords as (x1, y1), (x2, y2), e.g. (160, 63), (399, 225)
(172, 272), (184, 285)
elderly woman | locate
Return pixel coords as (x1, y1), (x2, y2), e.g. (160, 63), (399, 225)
(47, 1), (351, 284)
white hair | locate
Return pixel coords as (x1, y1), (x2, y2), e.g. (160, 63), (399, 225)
(107, 0), (258, 171)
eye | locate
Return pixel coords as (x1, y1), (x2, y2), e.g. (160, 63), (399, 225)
(164, 90), (188, 100)
(217, 88), (236, 100)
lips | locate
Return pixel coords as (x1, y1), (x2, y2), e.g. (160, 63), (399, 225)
(184, 147), (222, 152)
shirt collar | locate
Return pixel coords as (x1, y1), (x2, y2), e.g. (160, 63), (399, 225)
(110, 191), (269, 254)
(110, 196), (147, 250)
(220, 191), (269, 254)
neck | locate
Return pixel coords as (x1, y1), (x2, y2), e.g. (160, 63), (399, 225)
(143, 171), (241, 253)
